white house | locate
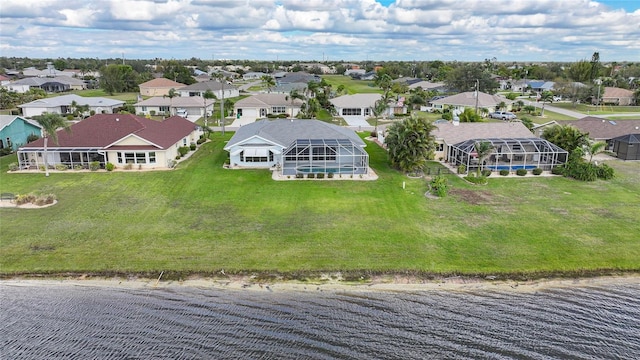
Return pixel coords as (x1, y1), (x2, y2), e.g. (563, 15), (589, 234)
(233, 93), (303, 122)
(177, 80), (240, 99)
(18, 94), (125, 117)
(224, 119), (369, 176)
(134, 96), (215, 120)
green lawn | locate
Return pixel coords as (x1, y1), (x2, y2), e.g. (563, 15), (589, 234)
(551, 103), (640, 115)
(323, 75), (383, 94)
(1, 134), (639, 278)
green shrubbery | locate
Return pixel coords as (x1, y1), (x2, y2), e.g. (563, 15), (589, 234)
(457, 164), (466, 174)
(178, 146), (190, 157)
(481, 169), (492, 177)
(106, 162), (115, 172)
(307, 173), (315, 179)
(55, 164), (68, 171)
(190, 143), (197, 151)
(89, 161), (100, 171)
(429, 175), (448, 197)
(464, 174), (487, 184)
(532, 168), (543, 175)
(316, 173), (325, 179)
(499, 169), (509, 176)
(516, 169), (528, 176)
(8, 163), (19, 171)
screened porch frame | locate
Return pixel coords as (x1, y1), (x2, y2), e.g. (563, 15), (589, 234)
(281, 138), (369, 175)
(17, 148), (107, 170)
(448, 138), (568, 172)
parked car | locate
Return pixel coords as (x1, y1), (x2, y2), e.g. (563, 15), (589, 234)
(176, 109), (188, 117)
(489, 111), (517, 120)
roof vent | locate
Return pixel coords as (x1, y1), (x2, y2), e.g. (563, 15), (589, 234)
(115, 118), (119, 122)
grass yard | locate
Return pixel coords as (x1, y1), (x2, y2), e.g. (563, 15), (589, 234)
(551, 103), (640, 115)
(1, 133), (639, 278)
(323, 75), (383, 94)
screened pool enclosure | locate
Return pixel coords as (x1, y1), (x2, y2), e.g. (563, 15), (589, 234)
(448, 138), (568, 172)
(281, 139), (369, 176)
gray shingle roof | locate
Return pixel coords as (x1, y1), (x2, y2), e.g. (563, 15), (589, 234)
(225, 119), (365, 149)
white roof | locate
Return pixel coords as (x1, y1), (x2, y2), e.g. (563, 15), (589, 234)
(18, 94), (125, 108)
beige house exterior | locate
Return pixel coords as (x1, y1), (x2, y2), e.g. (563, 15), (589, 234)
(139, 78), (186, 97)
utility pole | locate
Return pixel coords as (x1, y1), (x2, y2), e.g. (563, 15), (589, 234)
(475, 79), (479, 115)
(221, 80), (225, 135)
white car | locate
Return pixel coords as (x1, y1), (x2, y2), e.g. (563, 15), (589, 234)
(489, 111), (517, 120)
(176, 109), (188, 117)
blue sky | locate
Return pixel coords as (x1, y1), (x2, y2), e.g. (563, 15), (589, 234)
(1, 0), (638, 62)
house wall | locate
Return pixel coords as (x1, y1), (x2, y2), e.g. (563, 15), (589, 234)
(21, 107), (61, 118)
(0, 119), (42, 150)
(4, 84), (31, 93)
(140, 87), (175, 97)
(235, 107), (259, 122)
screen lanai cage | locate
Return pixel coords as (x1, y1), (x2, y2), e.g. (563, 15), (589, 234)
(281, 139), (369, 176)
(449, 138), (568, 172)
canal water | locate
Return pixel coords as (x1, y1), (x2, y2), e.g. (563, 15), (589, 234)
(1, 280), (639, 359)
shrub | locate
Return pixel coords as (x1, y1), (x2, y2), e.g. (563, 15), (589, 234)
(178, 146), (190, 156)
(532, 168), (543, 175)
(55, 164), (68, 171)
(15, 193), (36, 205)
(0, 148), (13, 156)
(66, 114), (74, 120)
(106, 162), (115, 172)
(457, 164), (466, 174)
(175, 155), (181, 160)
(190, 143), (197, 151)
(39, 165), (45, 171)
(196, 138), (205, 145)
(481, 169), (492, 177)
(429, 175), (448, 197)
(551, 166), (565, 175)
(150, 110), (156, 116)
(499, 169), (509, 176)
(596, 163), (615, 180)
(316, 173), (325, 179)
(464, 174), (487, 184)
(370, 130), (377, 138)
(516, 168), (527, 176)
(124, 163), (133, 170)
(327, 172), (334, 178)
(27, 133), (39, 143)
(74, 164), (84, 170)
(89, 161), (100, 171)
(8, 162), (19, 171)
(42, 194), (56, 204)
(295, 173), (304, 179)
(90, 110), (96, 116)
(307, 173), (315, 179)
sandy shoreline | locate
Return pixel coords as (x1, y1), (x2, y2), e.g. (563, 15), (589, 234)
(2, 273), (639, 293)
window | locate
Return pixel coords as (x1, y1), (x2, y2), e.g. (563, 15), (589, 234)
(5, 137), (11, 149)
(149, 152), (156, 164)
(183, 138), (187, 146)
(437, 143), (444, 152)
(342, 108), (362, 116)
(117, 151), (155, 164)
(272, 106), (286, 114)
(159, 106), (169, 112)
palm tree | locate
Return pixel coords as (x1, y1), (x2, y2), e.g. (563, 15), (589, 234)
(373, 92), (392, 132)
(285, 89), (305, 118)
(261, 75), (275, 93)
(32, 113), (70, 177)
(586, 141), (607, 163)
(164, 88), (177, 116)
(385, 114), (436, 173)
(542, 124), (589, 153)
(539, 91), (553, 116)
(458, 108), (481, 122)
(474, 141), (493, 177)
(202, 90), (216, 137)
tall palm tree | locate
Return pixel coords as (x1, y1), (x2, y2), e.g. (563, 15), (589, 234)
(539, 91), (553, 116)
(202, 90), (216, 137)
(373, 92), (392, 132)
(474, 141), (493, 177)
(164, 88), (177, 116)
(285, 89), (305, 118)
(32, 113), (70, 177)
(261, 75), (275, 93)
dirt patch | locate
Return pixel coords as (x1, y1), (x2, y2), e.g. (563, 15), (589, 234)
(449, 188), (494, 205)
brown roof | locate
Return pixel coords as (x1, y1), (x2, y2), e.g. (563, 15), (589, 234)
(566, 116), (640, 140)
(21, 114), (196, 149)
(433, 121), (535, 144)
(139, 78), (186, 88)
(602, 87), (634, 99)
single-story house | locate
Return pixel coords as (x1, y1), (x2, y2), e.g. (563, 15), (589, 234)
(528, 81), (555, 93)
(429, 92), (512, 114)
(177, 80), (239, 99)
(612, 134), (640, 160)
(138, 78), (186, 97)
(276, 72), (321, 85)
(224, 119), (369, 176)
(565, 117), (640, 150)
(431, 121), (567, 172)
(0, 115), (42, 151)
(4, 76), (85, 93)
(18, 94), (125, 118)
(243, 72), (267, 81)
(408, 80), (447, 92)
(233, 94), (303, 122)
(329, 93), (384, 120)
(600, 87), (636, 106)
(17, 114), (201, 170)
(134, 96), (215, 120)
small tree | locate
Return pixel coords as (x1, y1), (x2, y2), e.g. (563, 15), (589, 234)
(474, 141), (493, 177)
(586, 141), (607, 163)
(32, 113), (70, 177)
(385, 114), (436, 173)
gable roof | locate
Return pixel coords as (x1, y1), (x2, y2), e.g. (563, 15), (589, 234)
(138, 78), (186, 88)
(234, 93), (303, 108)
(433, 121), (535, 144)
(430, 92), (510, 108)
(565, 117), (640, 140)
(134, 96), (215, 107)
(18, 94), (125, 108)
(602, 87), (634, 99)
(178, 80), (238, 92)
(225, 119), (365, 149)
(20, 114), (196, 150)
(0, 115), (42, 132)
(329, 93), (382, 108)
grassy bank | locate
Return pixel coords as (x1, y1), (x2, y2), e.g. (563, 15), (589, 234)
(1, 133), (639, 277)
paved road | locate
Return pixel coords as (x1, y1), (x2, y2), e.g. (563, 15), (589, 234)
(528, 101), (640, 120)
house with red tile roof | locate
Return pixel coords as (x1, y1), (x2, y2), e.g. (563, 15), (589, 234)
(17, 114), (201, 170)
(138, 78), (186, 97)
